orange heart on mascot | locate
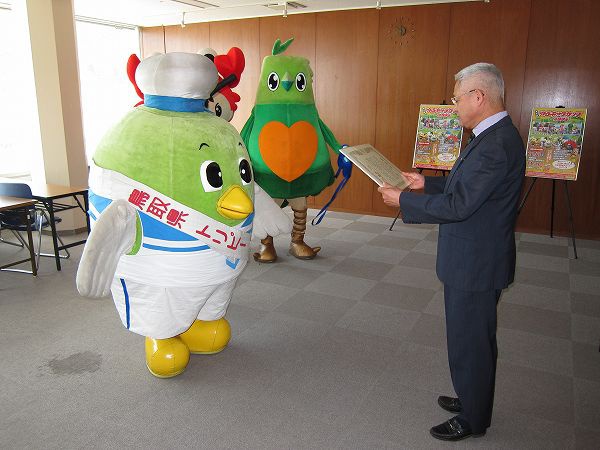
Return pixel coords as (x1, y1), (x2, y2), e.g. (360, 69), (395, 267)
(258, 121), (318, 182)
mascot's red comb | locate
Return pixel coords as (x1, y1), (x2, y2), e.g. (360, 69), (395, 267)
(126, 54), (144, 107)
(214, 47), (245, 89)
(211, 47), (245, 112)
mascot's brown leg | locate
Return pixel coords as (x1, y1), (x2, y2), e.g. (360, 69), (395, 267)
(289, 207), (321, 260)
(253, 235), (278, 263)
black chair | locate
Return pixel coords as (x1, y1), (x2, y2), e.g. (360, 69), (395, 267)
(0, 182), (69, 268)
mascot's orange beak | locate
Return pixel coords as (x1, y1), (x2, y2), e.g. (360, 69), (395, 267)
(217, 185), (253, 219)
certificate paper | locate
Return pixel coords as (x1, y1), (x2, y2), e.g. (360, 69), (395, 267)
(340, 144), (409, 190)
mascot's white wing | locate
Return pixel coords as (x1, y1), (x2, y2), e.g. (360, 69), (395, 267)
(252, 183), (292, 240)
(76, 199), (137, 298)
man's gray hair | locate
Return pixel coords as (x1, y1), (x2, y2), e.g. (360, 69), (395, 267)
(455, 63), (505, 102)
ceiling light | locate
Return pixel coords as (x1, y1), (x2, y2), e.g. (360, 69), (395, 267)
(264, 2), (306, 11)
(170, 0), (218, 9)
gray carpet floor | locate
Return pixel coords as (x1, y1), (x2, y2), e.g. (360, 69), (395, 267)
(1, 209), (599, 449)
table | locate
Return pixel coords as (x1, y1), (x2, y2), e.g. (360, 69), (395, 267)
(30, 183), (90, 271)
(0, 196), (38, 276)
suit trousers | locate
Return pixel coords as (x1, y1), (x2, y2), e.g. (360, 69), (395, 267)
(444, 284), (502, 433)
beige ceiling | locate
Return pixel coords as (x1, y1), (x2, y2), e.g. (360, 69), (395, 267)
(68, 0), (483, 28)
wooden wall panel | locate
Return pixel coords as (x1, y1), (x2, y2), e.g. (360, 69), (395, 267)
(312, 10), (380, 214)
(518, 0), (600, 239)
(446, 0), (531, 122)
(140, 26), (165, 57)
(164, 23), (210, 53)
(208, 19), (260, 132)
(258, 15), (318, 207)
(372, 4), (451, 216)
(139, 0), (600, 239)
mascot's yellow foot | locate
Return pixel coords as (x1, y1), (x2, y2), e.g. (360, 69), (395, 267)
(253, 235), (277, 263)
(145, 336), (190, 379)
(179, 318), (231, 354)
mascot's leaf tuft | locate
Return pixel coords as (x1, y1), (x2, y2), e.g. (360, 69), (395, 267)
(272, 38), (294, 56)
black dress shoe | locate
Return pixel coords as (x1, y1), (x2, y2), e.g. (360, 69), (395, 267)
(430, 416), (485, 441)
(438, 395), (461, 413)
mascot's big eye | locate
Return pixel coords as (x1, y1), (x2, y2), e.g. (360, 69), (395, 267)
(207, 93), (234, 122)
(295, 72), (306, 91)
(239, 158), (252, 185)
(200, 160), (223, 192)
(267, 72), (279, 91)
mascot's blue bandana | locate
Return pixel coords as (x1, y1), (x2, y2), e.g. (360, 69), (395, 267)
(144, 94), (208, 113)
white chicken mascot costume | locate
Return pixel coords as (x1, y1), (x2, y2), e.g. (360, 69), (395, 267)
(76, 52), (291, 378)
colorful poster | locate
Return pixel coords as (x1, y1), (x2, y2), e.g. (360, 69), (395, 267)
(413, 105), (463, 170)
(525, 107), (586, 180)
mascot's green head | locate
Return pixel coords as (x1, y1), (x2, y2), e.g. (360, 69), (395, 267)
(94, 52), (254, 227)
(255, 38), (315, 105)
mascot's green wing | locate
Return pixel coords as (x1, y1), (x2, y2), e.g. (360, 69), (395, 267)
(240, 107), (255, 147)
(318, 118), (342, 154)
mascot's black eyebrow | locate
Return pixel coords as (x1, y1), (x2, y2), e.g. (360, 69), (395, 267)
(198, 143), (210, 150)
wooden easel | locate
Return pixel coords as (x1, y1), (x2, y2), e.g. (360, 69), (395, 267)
(517, 177), (578, 259)
(518, 105), (580, 259)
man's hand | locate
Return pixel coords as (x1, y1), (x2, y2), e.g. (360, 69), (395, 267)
(401, 171), (425, 190)
(377, 182), (402, 208)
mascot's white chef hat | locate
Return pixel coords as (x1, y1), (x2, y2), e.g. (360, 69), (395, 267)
(136, 52), (218, 99)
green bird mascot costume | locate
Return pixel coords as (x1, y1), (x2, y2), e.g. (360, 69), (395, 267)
(76, 52), (291, 378)
(241, 38), (343, 262)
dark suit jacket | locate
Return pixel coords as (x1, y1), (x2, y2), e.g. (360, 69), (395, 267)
(400, 115), (525, 292)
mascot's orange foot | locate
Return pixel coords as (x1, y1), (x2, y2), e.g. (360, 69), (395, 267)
(179, 318), (231, 354)
(145, 336), (190, 378)
(289, 240), (321, 260)
(253, 236), (277, 263)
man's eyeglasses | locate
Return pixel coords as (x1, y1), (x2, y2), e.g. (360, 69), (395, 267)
(451, 89), (480, 105)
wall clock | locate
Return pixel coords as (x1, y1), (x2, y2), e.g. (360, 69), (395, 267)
(388, 16), (416, 46)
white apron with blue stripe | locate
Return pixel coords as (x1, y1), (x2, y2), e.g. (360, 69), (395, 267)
(87, 164), (254, 337)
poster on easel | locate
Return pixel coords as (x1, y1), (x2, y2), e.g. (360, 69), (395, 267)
(412, 104), (463, 170)
(525, 107), (587, 180)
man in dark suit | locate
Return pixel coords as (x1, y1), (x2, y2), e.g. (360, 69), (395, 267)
(378, 63), (525, 441)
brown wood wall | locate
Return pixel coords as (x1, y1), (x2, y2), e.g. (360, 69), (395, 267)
(140, 0), (600, 239)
